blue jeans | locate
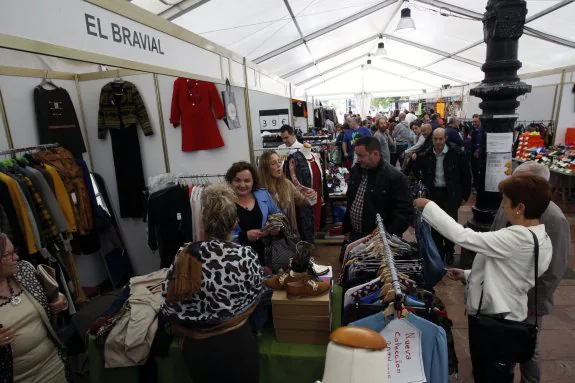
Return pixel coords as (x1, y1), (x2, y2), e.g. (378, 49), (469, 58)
(414, 212), (445, 288)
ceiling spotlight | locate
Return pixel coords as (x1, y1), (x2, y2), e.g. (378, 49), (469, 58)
(366, 54), (372, 66)
(396, 7), (416, 33)
(376, 35), (387, 57)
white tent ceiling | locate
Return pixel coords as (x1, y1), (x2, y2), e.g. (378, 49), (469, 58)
(131, 0), (575, 97)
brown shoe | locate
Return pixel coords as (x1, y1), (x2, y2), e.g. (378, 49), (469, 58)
(286, 278), (331, 299)
(264, 270), (306, 290)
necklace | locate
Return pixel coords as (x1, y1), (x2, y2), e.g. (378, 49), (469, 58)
(0, 278), (22, 307)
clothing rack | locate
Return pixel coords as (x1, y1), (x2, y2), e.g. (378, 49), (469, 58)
(177, 173), (225, 178)
(0, 143), (60, 157)
(376, 213), (403, 312)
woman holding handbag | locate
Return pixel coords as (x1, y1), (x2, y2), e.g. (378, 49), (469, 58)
(257, 150), (314, 236)
(0, 233), (70, 383)
(414, 174), (553, 383)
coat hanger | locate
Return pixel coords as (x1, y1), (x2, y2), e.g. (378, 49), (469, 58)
(40, 70), (58, 89)
(113, 69), (124, 84)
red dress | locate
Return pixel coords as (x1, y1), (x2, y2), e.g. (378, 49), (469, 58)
(170, 78), (225, 152)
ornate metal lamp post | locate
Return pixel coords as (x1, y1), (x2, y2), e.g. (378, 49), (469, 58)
(467, 0), (532, 232)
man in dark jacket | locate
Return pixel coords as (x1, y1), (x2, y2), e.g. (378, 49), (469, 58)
(413, 128), (471, 265)
(445, 116), (464, 148)
(343, 136), (414, 242)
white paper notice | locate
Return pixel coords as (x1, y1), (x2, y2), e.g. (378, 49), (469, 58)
(485, 152), (513, 192)
(381, 319), (427, 383)
(486, 132), (513, 153)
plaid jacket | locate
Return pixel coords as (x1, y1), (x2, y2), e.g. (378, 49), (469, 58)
(98, 81), (153, 139)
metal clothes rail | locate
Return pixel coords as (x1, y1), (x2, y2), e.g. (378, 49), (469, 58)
(177, 173), (225, 178)
(376, 213), (403, 312)
(0, 143), (60, 157)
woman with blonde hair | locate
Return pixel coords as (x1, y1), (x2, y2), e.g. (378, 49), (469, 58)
(257, 150), (314, 234)
(160, 183), (264, 383)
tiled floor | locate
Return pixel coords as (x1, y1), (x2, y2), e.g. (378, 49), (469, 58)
(316, 194), (575, 383)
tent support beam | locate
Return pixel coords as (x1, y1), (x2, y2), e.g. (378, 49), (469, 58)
(297, 57), (366, 87)
(282, 32), (481, 79)
(159, 0), (212, 21)
(371, 67), (438, 89)
(253, 0), (399, 64)
(282, 0), (316, 66)
(526, 0), (574, 22)
(304, 65), (363, 91)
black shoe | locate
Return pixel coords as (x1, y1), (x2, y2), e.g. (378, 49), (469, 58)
(445, 254), (454, 266)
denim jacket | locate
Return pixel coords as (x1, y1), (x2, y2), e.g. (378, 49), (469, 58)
(232, 188), (280, 242)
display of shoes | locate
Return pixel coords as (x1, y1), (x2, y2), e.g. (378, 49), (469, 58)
(286, 277), (331, 299)
(265, 270), (306, 290)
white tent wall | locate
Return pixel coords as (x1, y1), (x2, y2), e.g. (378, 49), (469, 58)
(156, 74), (251, 174)
(79, 73), (166, 275)
(556, 73), (575, 145)
(0, 91), (11, 151)
(249, 90), (292, 150)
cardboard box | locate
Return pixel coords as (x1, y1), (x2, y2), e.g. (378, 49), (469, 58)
(275, 329), (330, 345)
(271, 289), (331, 317)
(273, 316), (330, 332)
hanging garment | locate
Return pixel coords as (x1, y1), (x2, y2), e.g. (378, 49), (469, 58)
(170, 78), (225, 152)
(0, 180), (26, 251)
(147, 185), (193, 268)
(414, 212), (445, 289)
(292, 99), (308, 118)
(19, 166), (68, 234)
(285, 151), (318, 242)
(34, 86), (87, 158)
(33, 147), (92, 234)
(43, 164), (77, 233)
(351, 312), (449, 383)
(0, 171), (41, 254)
(98, 82), (152, 218)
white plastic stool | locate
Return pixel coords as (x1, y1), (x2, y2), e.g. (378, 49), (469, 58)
(315, 326), (389, 383)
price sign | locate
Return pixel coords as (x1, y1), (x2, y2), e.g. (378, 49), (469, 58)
(381, 319), (426, 383)
(259, 109), (289, 133)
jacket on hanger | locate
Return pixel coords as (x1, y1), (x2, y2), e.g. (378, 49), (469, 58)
(34, 86), (87, 158)
(97, 81), (153, 139)
(170, 78), (225, 152)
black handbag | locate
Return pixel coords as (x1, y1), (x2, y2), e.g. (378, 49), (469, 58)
(468, 229), (540, 363)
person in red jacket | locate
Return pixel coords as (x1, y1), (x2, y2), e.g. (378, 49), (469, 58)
(170, 78), (226, 152)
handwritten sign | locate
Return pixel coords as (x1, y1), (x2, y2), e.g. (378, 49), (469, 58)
(381, 319), (426, 383)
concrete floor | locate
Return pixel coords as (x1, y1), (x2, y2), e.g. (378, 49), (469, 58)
(315, 196), (575, 383)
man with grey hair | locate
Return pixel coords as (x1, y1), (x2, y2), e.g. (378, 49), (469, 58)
(491, 161), (570, 383)
(392, 112), (410, 166)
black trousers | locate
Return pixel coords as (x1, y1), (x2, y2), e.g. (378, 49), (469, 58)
(182, 323), (260, 383)
(469, 316), (515, 383)
(430, 187), (459, 259)
(395, 143), (408, 167)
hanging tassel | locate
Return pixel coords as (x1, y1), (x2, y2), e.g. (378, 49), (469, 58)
(166, 245), (203, 303)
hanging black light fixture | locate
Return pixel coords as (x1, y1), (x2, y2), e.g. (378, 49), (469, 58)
(396, 7), (416, 32)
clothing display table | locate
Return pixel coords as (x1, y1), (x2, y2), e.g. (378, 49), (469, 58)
(88, 285), (342, 383)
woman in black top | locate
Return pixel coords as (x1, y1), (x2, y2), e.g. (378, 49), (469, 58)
(227, 162), (281, 271)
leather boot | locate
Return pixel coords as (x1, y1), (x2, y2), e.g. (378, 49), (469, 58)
(286, 278), (331, 299)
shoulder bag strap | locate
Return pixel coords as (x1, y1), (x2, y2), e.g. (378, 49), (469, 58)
(528, 229), (539, 320)
(476, 229), (539, 318)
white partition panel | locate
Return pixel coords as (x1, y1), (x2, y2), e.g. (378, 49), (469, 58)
(556, 80), (575, 145)
(80, 74), (164, 275)
(517, 85), (557, 122)
(0, 91), (10, 151)
(230, 61), (246, 87)
(249, 90), (291, 150)
(157, 74), (251, 174)
(0, 76), (90, 163)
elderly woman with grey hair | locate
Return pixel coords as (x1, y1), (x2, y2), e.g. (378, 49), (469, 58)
(160, 183), (264, 383)
(491, 161), (570, 383)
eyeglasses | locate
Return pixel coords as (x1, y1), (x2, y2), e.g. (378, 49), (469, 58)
(1, 249), (18, 260)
